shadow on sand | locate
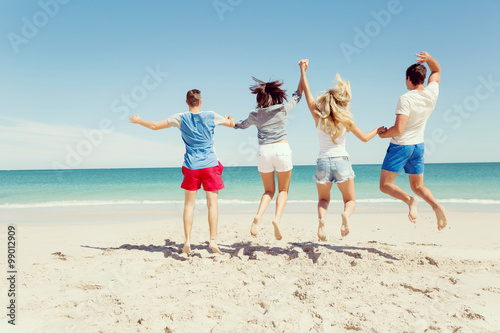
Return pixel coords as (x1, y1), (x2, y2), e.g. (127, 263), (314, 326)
(81, 239), (400, 263)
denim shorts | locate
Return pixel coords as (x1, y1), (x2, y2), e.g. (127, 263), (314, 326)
(314, 156), (355, 184)
(381, 142), (425, 174)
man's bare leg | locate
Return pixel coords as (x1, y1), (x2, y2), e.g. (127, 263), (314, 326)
(380, 170), (418, 223)
(272, 170), (292, 241)
(409, 174), (447, 230)
(183, 190), (197, 253)
(337, 178), (356, 237)
(206, 190), (222, 254)
(316, 182), (332, 241)
(251, 172), (275, 237)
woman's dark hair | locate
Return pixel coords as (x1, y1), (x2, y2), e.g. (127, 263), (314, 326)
(250, 77), (287, 108)
(406, 64), (427, 86)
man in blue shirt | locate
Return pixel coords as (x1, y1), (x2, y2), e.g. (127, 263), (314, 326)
(130, 89), (235, 254)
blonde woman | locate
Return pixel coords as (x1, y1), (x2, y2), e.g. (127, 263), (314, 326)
(299, 59), (384, 239)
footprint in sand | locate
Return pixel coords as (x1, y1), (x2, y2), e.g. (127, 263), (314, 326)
(51, 252), (67, 261)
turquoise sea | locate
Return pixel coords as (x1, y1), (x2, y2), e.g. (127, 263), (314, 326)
(1, 163), (499, 211)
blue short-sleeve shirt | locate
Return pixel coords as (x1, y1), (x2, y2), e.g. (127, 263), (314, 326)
(167, 111), (226, 170)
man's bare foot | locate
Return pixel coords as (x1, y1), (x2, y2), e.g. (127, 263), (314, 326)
(434, 205), (447, 230)
(250, 215), (260, 237)
(209, 240), (223, 255)
(408, 196), (418, 223)
(182, 245), (192, 254)
(318, 219), (327, 241)
(272, 220), (283, 240)
(340, 212), (350, 237)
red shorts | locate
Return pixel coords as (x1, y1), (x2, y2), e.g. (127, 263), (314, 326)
(181, 162), (225, 191)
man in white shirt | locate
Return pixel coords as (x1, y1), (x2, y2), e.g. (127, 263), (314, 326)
(378, 52), (447, 230)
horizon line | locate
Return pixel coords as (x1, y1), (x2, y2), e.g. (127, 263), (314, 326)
(1, 161), (499, 172)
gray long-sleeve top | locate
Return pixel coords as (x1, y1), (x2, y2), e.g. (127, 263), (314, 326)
(234, 90), (302, 145)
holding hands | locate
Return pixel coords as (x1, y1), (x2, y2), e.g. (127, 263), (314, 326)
(224, 115), (235, 128)
(378, 126), (388, 136)
(299, 59), (309, 71)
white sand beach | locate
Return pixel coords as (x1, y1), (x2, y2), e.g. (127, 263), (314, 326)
(1, 205), (500, 332)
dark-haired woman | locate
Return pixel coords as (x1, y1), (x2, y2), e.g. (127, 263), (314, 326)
(235, 76), (303, 240)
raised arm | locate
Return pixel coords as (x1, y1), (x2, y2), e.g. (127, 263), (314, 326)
(129, 114), (171, 130)
(296, 74), (304, 95)
(299, 59), (320, 122)
(416, 51), (440, 85)
(283, 77), (304, 114)
(350, 123), (382, 142)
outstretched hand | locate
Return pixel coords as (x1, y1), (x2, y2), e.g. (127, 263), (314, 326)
(416, 51), (431, 64)
(299, 59), (309, 71)
(129, 114), (141, 123)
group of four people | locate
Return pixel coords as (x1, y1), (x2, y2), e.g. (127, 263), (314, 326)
(130, 52), (447, 255)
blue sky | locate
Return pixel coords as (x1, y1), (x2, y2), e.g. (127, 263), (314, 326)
(1, 0), (499, 170)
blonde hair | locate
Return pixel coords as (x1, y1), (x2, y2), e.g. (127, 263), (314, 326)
(315, 74), (354, 143)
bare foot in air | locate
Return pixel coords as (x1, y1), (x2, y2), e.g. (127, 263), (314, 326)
(408, 196), (418, 223)
(340, 212), (350, 237)
(182, 245), (192, 254)
(250, 215), (260, 237)
(434, 205), (447, 230)
(272, 220), (283, 240)
(209, 240), (223, 254)
(318, 219), (327, 241)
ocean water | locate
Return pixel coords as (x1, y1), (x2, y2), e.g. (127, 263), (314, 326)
(0, 163), (499, 210)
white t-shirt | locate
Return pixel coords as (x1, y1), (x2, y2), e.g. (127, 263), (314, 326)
(391, 81), (439, 145)
(316, 122), (349, 158)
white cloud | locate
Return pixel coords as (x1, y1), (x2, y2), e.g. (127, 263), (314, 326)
(0, 116), (184, 170)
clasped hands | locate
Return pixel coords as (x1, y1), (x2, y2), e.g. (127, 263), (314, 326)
(378, 126), (388, 137)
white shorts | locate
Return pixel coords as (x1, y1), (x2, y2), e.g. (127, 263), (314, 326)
(257, 142), (293, 173)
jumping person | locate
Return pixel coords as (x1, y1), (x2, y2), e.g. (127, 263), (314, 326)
(299, 59), (384, 239)
(234, 73), (303, 240)
(378, 52), (447, 230)
(129, 89), (235, 254)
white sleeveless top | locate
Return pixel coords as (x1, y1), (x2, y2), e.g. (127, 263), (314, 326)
(316, 121), (349, 158)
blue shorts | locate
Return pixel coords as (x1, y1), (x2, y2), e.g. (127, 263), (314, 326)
(381, 143), (425, 174)
(314, 156), (355, 184)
